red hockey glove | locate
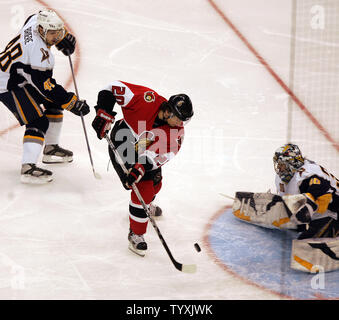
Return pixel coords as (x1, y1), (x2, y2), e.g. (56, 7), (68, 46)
(125, 163), (145, 189)
(92, 109), (116, 139)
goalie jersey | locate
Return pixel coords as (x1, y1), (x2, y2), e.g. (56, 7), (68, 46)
(103, 80), (185, 170)
(0, 14), (70, 104)
(275, 159), (339, 220)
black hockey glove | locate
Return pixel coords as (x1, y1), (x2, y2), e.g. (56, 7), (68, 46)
(62, 94), (90, 116)
(71, 99), (90, 116)
(92, 109), (117, 139)
(294, 193), (318, 224)
(56, 32), (76, 56)
(125, 163), (145, 189)
(295, 206), (312, 224)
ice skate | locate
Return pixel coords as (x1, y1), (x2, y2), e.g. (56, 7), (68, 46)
(21, 163), (53, 184)
(149, 203), (162, 217)
(128, 229), (147, 257)
(42, 144), (73, 163)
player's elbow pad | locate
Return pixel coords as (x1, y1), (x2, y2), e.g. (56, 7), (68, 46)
(95, 90), (116, 114)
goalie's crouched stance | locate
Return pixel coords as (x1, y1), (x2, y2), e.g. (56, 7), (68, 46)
(231, 144), (339, 273)
(232, 191), (339, 273)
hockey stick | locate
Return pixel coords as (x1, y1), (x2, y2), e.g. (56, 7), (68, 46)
(219, 193), (235, 201)
(68, 55), (101, 179)
(105, 133), (197, 274)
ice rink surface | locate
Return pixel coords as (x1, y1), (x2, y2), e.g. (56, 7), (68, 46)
(0, 0), (335, 300)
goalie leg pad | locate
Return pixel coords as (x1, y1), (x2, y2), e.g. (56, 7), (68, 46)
(291, 236), (339, 273)
(232, 192), (297, 230)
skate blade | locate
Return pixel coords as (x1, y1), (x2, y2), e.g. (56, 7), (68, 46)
(42, 155), (73, 164)
(128, 243), (146, 257)
(21, 175), (53, 184)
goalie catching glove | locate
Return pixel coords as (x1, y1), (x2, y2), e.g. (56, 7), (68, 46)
(92, 109), (116, 139)
(56, 32), (76, 56)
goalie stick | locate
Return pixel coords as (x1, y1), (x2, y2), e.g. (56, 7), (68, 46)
(68, 55), (101, 180)
(105, 133), (197, 274)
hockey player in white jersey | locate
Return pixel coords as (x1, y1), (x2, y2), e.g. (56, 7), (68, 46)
(273, 144), (339, 272)
(0, 9), (90, 183)
(273, 143), (339, 237)
(232, 143), (339, 272)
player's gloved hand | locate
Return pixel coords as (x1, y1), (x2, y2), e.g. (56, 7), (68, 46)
(294, 193), (318, 224)
(56, 32), (76, 56)
(72, 99), (90, 116)
(295, 206), (312, 224)
(92, 109), (116, 139)
(125, 163), (145, 189)
(62, 94), (90, 116)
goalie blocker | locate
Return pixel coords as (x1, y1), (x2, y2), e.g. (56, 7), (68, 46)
(232, 192), (339, 273)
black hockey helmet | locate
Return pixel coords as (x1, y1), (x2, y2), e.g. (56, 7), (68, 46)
(168, 94), (194, 122)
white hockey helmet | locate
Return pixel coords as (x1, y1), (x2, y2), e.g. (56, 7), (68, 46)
(37, 9), (64, 42)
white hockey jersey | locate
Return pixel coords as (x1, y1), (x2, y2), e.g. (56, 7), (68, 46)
(275, 159), (339, 220)
(0, 15), (69, 104)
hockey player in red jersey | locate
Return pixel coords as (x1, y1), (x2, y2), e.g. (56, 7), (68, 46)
(0, 9), (90, 183)
(92, 80), (193, 256)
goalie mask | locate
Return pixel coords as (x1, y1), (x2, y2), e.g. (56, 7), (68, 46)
(273, 144), (304, 183)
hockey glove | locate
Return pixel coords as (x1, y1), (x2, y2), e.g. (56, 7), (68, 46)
(62, 94), (90, 116)
(92, 109), (117, 139)
(56, 32), (76, 56)
(294, 193), (318, 224)
(125, 163), (145, 189)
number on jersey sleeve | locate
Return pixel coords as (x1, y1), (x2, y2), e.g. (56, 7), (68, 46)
(0, 35), (23, 72)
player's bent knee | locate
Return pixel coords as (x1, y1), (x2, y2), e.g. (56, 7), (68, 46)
(27, 115), (49, 134)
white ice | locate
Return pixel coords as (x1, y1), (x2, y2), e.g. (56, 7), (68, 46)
(0, 0), (329, 300)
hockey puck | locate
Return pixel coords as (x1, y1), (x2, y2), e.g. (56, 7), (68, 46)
(194, 243), (201, 252)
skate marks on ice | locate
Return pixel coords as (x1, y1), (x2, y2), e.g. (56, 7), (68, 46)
(206, 207), (339, 299)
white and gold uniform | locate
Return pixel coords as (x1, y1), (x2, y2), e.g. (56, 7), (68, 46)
(275, 159), (339, 221)
(0, 11), (80, 183)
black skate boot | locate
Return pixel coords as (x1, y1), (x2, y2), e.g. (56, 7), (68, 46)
(21, 163), (53, 184)
(42, 144), (73, 163)
(128, 229), (147, 256)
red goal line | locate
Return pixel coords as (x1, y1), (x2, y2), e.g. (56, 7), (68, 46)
(207, 0), (339, 153)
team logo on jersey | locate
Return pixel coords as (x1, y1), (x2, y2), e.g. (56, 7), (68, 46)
(40, 48), (50, 63)
(134, 130), (154, 153)
(144, 91), (155, 103)
(43, 78), (55, 91)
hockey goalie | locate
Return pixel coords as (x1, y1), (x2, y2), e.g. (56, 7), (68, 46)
(232, 144), (339, 273)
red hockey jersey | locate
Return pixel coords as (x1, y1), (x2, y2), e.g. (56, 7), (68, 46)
(103, 80), (185, 169)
